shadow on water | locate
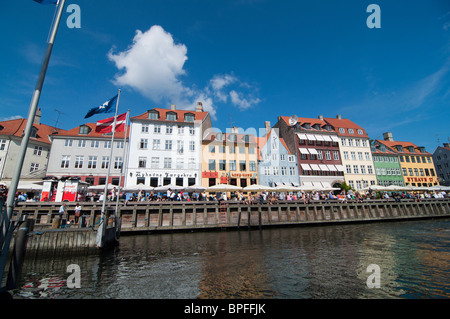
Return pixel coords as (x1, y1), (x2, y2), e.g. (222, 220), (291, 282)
(11, 218), (450, 299)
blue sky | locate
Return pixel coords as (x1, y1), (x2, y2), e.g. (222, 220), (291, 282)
(1, 0), (449, 153)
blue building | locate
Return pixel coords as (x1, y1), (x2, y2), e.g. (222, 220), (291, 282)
(257, 125), (300, 187)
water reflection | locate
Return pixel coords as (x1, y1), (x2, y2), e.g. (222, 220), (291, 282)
(13, 219), (450, 299)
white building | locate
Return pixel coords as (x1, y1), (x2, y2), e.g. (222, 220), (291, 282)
(126, 103), (212, 188)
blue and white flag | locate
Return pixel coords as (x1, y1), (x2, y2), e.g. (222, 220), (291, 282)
(33, 0), (58, 4)
(84, 95), (118, 119)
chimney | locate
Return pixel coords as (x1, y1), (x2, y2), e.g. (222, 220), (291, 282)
(318, 115), (323, 120)
(443, 143), (450, 148)
(336, 115), (342, 120)
(231, 127), (239, 134)
(196, 102), (204, 112)
(171, 104), (176, 110)
(264, 121), (271, 135)
(383, 132), (394, 142)
(34, 108), (42, 125)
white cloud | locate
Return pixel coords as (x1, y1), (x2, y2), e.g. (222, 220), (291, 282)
(108, 25), (261, 118)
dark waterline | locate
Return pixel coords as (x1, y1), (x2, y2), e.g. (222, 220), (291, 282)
(12, 218), (450, 299)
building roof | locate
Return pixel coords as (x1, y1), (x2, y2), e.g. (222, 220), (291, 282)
(54, 123), (128, 139)
(375, 139), (430, 155)
(279, 116), (335, 133)
(322, 117), (369, 138)
(131, 108), (209, 123)
(0, 118), (62, 145)
(203, 131), (258, 144)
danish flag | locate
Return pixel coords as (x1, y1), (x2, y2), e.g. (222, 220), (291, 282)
(95, 112), (127, 133)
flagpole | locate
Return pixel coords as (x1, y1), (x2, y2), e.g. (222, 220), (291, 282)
(1, 0), (66, 285)
(115, 110), (130, 214)
(97, 89), (120, 247)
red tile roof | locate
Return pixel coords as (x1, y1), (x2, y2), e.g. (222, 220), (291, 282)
(132, 108), (209, 123)
(279, 116), (334, 132)
(376, 139), (430, 155)
(0, 118), (62, 145)
(56, 123), (128, 139)
(323, 117), (369, 138)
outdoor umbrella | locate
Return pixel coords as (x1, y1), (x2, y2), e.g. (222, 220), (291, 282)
(154, 184), (184, 192)
(88, 184), (116, 191)
(123, 183), (154, 192)
(243, 184), (274, 192)
(184, 184), (207, 192)
(206, 184), (242, 192)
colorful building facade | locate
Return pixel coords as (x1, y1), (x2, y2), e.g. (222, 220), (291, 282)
(374, 133), (438, 187)
(371, 142), (405, 187)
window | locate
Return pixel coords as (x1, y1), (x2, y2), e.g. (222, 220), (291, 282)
(339, 128), (345, 134)
(65, 139), (73, 147)
(351, 152), (356, 160)
(229, 146), (236, 154)
(176, 158), (184, 169)
(346, 165), (351, 174)
(33, 146), (43, 156)
(229, 160), (236, 171)
(414, 168), (419, 176)
(344, 151), (349, 160)
(356, 180), (362, 190)
(209, 160), (216, 170)
(348, 129), (354, 134)
(91, 140), (99, 148)
(75, 155), (84, 168)
(164, 157), (172, 169)
(281, 167), (287, 175)
(341, 138), (346, 146)
(184, 114), (195, 122)
(219, 160), (226, 171)
(358, 152), (363, 161)
(219, 145), (226, 153)
(249, 147), (255, 154)
(79, 125), (90, 134)
(88, 156), (97, 169)
(367, 165), (373, 174)
(288, 155), (295, 162)
(239, 161), (246, 171)
(151, 157), (159, 169)
(249, 161), (256, 171)
(138, 157), (147, 168)
(30, 163), (39, 173)
(362, 140), (367, 147)
(61, 155), (70, 168)
(353, 165), (359, 174)
(189, 141), (195, 151)
(408, 168), (413, 176)
(402, 168), (407, 176)
(209, 145), (215, 153)
(104, 140), (111, 149)
(177, 125), (184, 135)
(166, 125), (173, 134)
(264, 167), (270, 176)
(355, 139), (361, 147)
(348, 139), (354, 146)
(365, 152), (371, 160)
(102, 156), (109, 169)
(148, 111), (159, 120)
(290, 167), (296, 175)
(141, 124), (149, 133)
(165, 140), (172, 150)
(357, 129), (363, 135)
(239, 146), (246, 154)
(114, 157), (123, 170)
(177, 141), (184, 154)
(140, 139), (148, 149)
(167, 113), (177, 121)
(333, 151), (339, 160)
(0, 139), (6, 151)
(360, 165), (366, 174)
(116, 141), (124, 149)
(189, 126), (195, 135)
(325, 150), (331, 160)
(154, 125), (161, 133)
(273, 167), (279, 175)
(420, 168), (424, 176)
(153, 139), (160, 150)
(317, 150), (323, 160)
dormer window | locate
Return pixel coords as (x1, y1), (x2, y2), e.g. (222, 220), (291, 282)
(148, 111), (159, 120)
(302, 123), (311, 129)
(339, 128), (345, 133)
(408, 146), (415, 153)
(419, 147), (426, 153)
(30, 126), (38, 138)
(313, 124), (321, 130)
(348, 129), (354, 134)
(228, 134), (237, 142)
(357, 129), (363, 135)
(324, 125), (331, 131)
(79, 125), (91, 135)
(380, 145), (386, 152)
(184, 113), (195, 122)
(396, 145), (403, 152)
(166, 112), (177, 121)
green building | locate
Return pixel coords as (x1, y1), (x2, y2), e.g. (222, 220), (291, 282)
(371, 143), (405, 187)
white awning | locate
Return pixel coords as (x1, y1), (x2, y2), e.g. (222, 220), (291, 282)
(334, 165), (345, 171)
(319, 164), (329, 171)
(308, 148), (318, 155)
(327, 165), (337, 171)
(321, 182), (332, 188)
(297, 133), (307, 140)
(303, 182), (313, 186)
(301, 163), (312, 170)
(305, 134), (316, 140)
(310, 164), (320, 171)
(299, 148), (309, 154)
(330, 135), (340, 142)
(314, 135), (324, 141)
(312, 182), (322, 188)
(322, 135), (333, 141)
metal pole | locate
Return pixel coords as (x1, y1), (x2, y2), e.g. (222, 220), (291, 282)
(1, 0), (66, 287)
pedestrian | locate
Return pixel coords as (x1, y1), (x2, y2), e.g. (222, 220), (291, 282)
(74, 202), (82, 224)
(59, 203), (66, 220)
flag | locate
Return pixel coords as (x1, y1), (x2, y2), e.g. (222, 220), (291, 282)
(33, 0), (58, 4)
(84, 95), (118, 119)
(95, 112), (127, 134)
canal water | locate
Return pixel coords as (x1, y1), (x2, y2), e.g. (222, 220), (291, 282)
(11, 218), (450, 299)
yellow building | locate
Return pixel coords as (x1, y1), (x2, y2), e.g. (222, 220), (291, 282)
(375, 133), (438, 187)
(201, 129), (258, 188)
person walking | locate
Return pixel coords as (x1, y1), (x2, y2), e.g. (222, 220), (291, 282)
(74, 203), (82, 224)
